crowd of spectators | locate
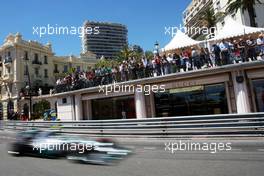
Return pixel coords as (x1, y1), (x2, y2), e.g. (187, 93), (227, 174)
(55, 34), (264, 93)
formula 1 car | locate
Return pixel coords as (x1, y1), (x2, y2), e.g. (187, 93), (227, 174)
(8, 130), (131, 165)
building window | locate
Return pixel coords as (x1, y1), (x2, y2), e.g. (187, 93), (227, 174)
(54, 64), (59, 73)
(44, 69), (48, 78)
(34, 68), (39, 75)
(154, 83), (228, 117)
(252, 79), (264, 112)
(62, 98), (67, 104)
(24, 65), (29, 75)
(24, 51), (29, 60)
(91, 96), (136, 120)
(63, 65), (68, 73)
(44, 56), (48, 64)
(34, 53), (38, 61)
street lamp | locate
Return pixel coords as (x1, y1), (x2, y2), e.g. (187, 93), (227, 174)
(154, 41), (160, 55)
(24, 60), (32, 121)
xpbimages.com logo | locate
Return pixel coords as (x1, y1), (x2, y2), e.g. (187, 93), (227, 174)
(99, 82), (166, 95)
(32, 24), (100, 37)
(164, 141), (232, 154)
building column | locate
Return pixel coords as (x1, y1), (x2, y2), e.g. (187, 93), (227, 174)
(83, 100), (92, 120)
(74, 94), (83, 121)
(149, 91), (156, 118)
(135, 90), (147, 119)
(231, 71), (251, 113)
(87, 100), (92, 120)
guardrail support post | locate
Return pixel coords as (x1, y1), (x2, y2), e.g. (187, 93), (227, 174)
(74, 94), (83, 121)
(231, 71), (251, 114)
(135, 90), (147, 119)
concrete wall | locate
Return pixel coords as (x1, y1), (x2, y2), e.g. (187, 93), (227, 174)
(57, 96), (75, 121)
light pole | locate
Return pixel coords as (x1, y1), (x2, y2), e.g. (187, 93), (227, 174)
(25, 60), (32, 121)
(154, 41), (160, 55)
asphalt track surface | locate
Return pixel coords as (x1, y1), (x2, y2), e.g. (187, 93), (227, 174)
(0, 130), (264, 176)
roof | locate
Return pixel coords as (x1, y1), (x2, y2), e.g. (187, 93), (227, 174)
(210, 18), (264, 41)
(164, 30), (200, 51)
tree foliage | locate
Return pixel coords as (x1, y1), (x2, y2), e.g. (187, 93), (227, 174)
(32, 100), (51, 120)
(226, 0), (262, 27)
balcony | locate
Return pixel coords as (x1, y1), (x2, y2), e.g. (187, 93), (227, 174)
(32, 60), (42, 65)
(4, 57), (12, 67)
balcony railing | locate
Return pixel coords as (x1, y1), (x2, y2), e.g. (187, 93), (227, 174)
(4, 57), (12, 65)
(32, 60), (42, 65)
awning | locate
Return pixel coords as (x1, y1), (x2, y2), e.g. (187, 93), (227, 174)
(209, 18), (264, 41)
(164, 30), (200, 51)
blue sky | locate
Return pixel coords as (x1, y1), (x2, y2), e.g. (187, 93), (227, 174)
(0, 0), (191, 55)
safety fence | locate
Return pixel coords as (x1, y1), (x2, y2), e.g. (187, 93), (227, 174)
(1, 113), (264, 138)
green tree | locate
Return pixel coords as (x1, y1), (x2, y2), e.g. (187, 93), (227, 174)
(145, 51), (154, 60)
(95, 58), (118, 68)
(32, 100), (51, 120)
(199, 8), (217, 36)
(226, 0), (262, 27)
(118, 45), (134, 61)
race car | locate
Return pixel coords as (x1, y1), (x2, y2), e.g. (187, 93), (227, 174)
(8, 130), (131, 164)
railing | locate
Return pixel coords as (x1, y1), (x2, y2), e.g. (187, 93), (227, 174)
(4, 57), (12, 65)
(32, 60), (42, 65)
(1, 113), (264, 138)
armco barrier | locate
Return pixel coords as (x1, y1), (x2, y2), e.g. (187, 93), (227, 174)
(1, 113), (264, 138)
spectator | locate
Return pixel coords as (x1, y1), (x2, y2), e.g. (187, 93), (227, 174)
(162, 54), (169, 75)
(246, 35), (257, 61)
(191, 47), (201, 70)
(212, 44), (221, 66)
(166, 53), (173, 74)
(256, 34), (264, 59)
(219, 40), (230, 65)
(181, 49), (190, 71)
(154, 54), (162, 76)
(238, 37), (247, 62)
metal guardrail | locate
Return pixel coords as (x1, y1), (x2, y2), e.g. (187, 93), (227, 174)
(1, 113), (264, 138)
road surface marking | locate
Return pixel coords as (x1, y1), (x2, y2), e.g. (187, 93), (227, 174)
(8, 151), (20, 155)
(232, 148), (242, 151)
(144, 147), (156, 150)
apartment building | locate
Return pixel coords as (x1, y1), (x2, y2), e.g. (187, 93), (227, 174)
(0, 33), (96, 120)
(82, 20), (128, 59)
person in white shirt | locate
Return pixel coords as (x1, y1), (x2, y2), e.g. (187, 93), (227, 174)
(166, 53), (173, 74)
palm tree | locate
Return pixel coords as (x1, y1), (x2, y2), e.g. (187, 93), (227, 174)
(118, 45), (133, 61)
(226, 0), (262, 27)
(199, 8), (217, 38)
